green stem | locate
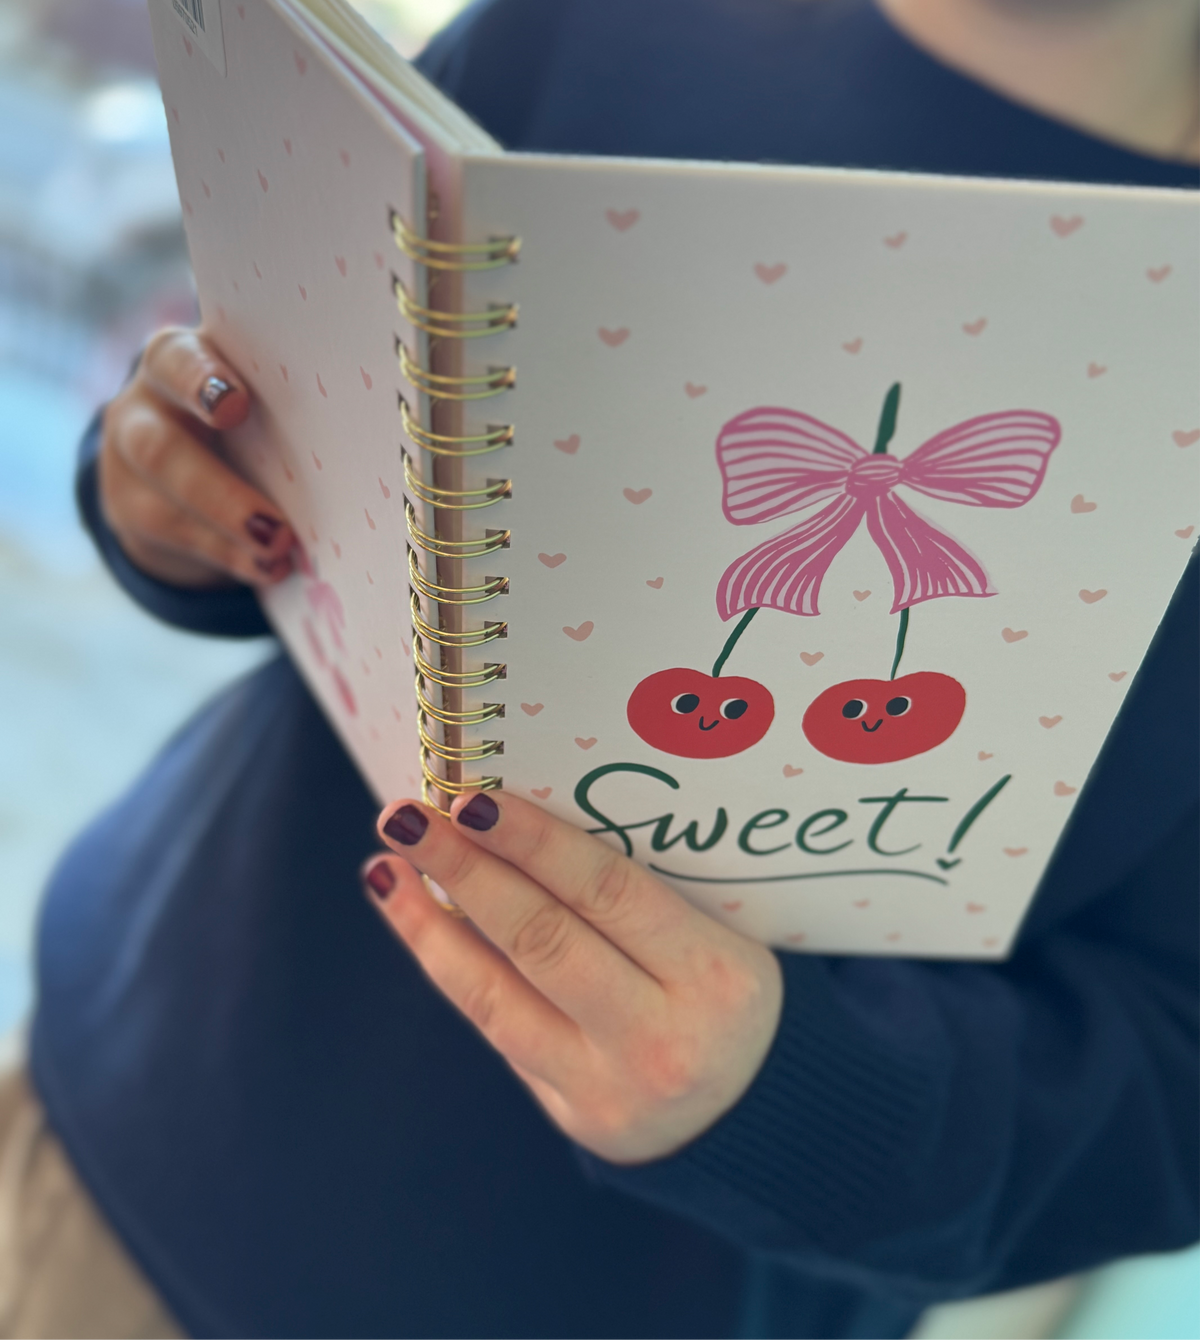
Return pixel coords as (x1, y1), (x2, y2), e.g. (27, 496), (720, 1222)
(889, 606), (909, 680)
(873, 382), (902, 454)
(713, 608), (759, 677)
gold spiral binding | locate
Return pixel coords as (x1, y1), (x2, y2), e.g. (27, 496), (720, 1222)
(418, 716), (503, 763)
(415, 679), (504, 727)
(420, 755), (501, 802)
(413, 641), (505, 690)
(409, 550), (508, 605)
(394, 277), (518, 341)
(397, 341), (515, 402)
(405, 501), (510, 559)
(409, 593), (507, 649)
(403, 453), (511, 511)
(392, 212), (520, 271)
(399, 401), (514, 456)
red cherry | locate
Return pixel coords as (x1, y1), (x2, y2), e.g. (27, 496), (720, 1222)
(802, 672), (965, 764)
(628, 667), (775, 759)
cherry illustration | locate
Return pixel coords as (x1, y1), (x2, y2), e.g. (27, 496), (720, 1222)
(802, 669), (965, 764)
(628, 609), (775, 759)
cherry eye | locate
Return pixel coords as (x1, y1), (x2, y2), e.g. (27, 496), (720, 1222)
(671, 693), (701, 714)
(885, 696), (911, 717)
(720, 698), (748, 720)
(841, 699), (867, 720)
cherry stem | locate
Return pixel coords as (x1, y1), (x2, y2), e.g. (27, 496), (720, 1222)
(873, 382), (902, 454)
(713, 608), (759, 677)
(889, 606), (909, 680)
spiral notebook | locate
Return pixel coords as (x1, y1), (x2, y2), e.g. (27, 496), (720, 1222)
(148, 0), (1198, 957)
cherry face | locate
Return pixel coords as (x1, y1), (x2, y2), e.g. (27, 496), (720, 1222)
(802, 671), (965, 764)
(628, 667), (775, 759)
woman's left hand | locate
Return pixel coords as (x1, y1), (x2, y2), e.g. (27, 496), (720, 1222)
(363, 791), (783, 1165)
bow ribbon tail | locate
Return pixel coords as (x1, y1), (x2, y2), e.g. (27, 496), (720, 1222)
(865, 492), (994, 614)
(716, 494), (864, 620)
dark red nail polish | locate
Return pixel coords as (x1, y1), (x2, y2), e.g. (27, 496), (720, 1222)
(363, 859), (395, 900)
(199, 375), (233, 413)
(254, 555), (292, 579)
(245, 513), (282, 547)
(457, 793), (499, 832)
(383, 804), (427, 846)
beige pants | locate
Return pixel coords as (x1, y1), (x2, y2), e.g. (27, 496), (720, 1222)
(0, 1067), (182, 1339)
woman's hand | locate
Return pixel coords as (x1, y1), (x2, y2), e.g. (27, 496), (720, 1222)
(363, 792), (784, 1165)
(98, 327), (295, 588)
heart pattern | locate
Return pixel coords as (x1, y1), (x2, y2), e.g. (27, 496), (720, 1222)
(335, 255), (347, 276)
(721, 901), (743, 913)
(378, 477), (390, 498)
(575, 737), (598, 750)
(538, 553), (567, 568)
(1146, 265), (1172, 283)
(1039, 715), (1062, 729)
(978, 751), (994, 760)
(754, 262), (787, 285)
(605, 208), (639, 231)
(962, 317), (987, 336)
(799, 651), (824, 666)
(293, 51), (308, 75)
(1176, 526), (1195, 539)
(339, 149), (351, 167)
(364, 509), (375, 531)
(1054, 781), (1077, 797)
(853, 590), (871, 601)
(1003, 847), (1029, 857)
(1050, 214), (1083, 237)
(531, 786), (553, 800)
(257, 169), (269, 192)
(684, 382), (707, 398)
(521, 703), (544, 716)
(645, 577), (664, 589)
(623, 487), (652, 504)
(1070, 494), (1097, 513)
(885, 932), (902, 942)
(782, 764), (804, 777)
(1108, 671), (1127, 682)
(360, 367), (372, 390)
(598, 327), (630, 347)
(1087, 362), (1107, 378)
(1079, 589), (1107, 603)
(283, 138), (292, 155)
(853, 899), (870, 909)
(1001, 627), (1028, 643)
(966, 903), (986, 914)
(554, 434), (581, 454)
(785, 932), (807, 944)
(842, 338), (863, 354)
(1173, 429), (1200, 447)
(563, 622), (594, 641)
(883, 231), (907, 249)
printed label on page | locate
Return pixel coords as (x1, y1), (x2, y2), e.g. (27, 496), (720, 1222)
(168, 0), (226, 76)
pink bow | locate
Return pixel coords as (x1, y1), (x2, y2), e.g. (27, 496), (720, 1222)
(716, 406), (1060, 618)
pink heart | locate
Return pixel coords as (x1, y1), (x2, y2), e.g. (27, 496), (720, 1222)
(782, 764), (804, 778)
(335, 256), (347, 277)
(966, 903), (986, 914)
(531, 786), (553, 800)
(202, 180), (211, 198)
(1108, 671), (1127, 682)
(1054, 781), (1077, 797)
(171, 106), (180, 123)
(1071, 494), (1097, 513)
(1001, 627), (1028, 643)
(1176, 526), (1195, 539)
(1172, 429), (1200, 447)
(963, 317), (987, 336)
(1050, 214), (1083, 237)
(853, 900), (870, 909)
(237, 3), (245, 15)
(842, 338), (863, 354)
(520, 703), (544, 716)
(1079, 588), (1107, 603)
(283, 138), (292, 155)
(598, 327), (630, 347)
(375, 646), (383, 660)
(279, 364), (289, 382)
(853, 589), (871, 601)
(360, 367), (372, 390)
(1039, 715), (1063, 729)
(983, 937), (1001, 948)
(339, 149), (351, 167)
(754, 262), (787, 285)
(183, 35), (193, 55)
(538, 553), (567, 568)
(1087, 362), (1107, 378)
(623, 487), (652, 504)
(1147, 265), (1172, 283)
(721, 901), (743, 913)
(294, 51), (308, 75)
(575, 737), (598, 750)
(378, 477), (390, 498)
(885, 932), (902, 942)
(298, 284), (307, 300)
(684, 381), (707, 398)
(364, 509), (375, 531)
(311, 451), (321, 470)
(374, 252), (385, 269)
(1003, 847), (1028, 857)
(182, 199), (193, 217)
(331, 540), (341, 559)
(799, 651), (824, 666)
(978, 751), (994, 760)
(217, 148), (225, 162)
(785, 932), (807, 944)
(253, 262), (262, 279)
(554, 434), (581, 454)
(315, 372), (327, 397)
(883, 231), (907, 249)
(563, 622), (594, 641)
(367, 573), (374, 585)
(257, 170), (269, 192)
(605, 208), (639, 231)
(645, 577), (664, 589)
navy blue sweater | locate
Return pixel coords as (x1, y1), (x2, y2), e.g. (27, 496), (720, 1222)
(33, 2), (1198, 1336)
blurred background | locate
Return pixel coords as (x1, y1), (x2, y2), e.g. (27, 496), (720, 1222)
(0, 0), (464, 1035)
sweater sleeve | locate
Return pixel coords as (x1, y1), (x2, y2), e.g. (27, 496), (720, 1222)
(76, 407), (272, 640)
(580, 560), (1200, 1305)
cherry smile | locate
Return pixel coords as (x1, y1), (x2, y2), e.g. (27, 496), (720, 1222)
(698, 717), (720, 732)
(860, 719), (883, 733)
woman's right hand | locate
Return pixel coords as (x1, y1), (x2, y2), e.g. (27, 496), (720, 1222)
(98, 327), (295, 589)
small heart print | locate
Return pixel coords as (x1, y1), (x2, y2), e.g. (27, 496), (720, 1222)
(202, 180), (211, 198)
(298, 284), (307, 300)
(375, 646), (383, 660)
(785, 932), (807, 944)
(335, 256), (347, 276)
(1087, 362), (1107, 378)
(378, 477), (390, 498)
(963, 318), (987, 336)
(331, 540), (341, 559)
(1001, 627), (1028, 643)
(645, 577), (664, 589)
(754, 262), (787, 284)
(842, 338), (863, 354)
(853, 900), (870, 909)
(554, 434), (581, 454)
(1079, 588), (1107, 603)
(1071, 494), (1097, 513)
(978, 751), (994, 760)
(853, 590), (871, 601)
(364, 509), (375, 531)
(183, 35), (193, 55)
(563, 622), (594, 641)
(531, 786), (553, 800)
(884, 230), (907, 249)
(366, 572), (373, 585)
(1054, 781), (1077, 797)
(257, 170), (269, 192)
(217, 148), (225, 162)
(966, 903), (986, 914)
(360, 367), (372, 390)
(1003, 847), (1028, 857)
(520, 703), (544, 716)
(623, 487), (652, 504)
(294, 51), (308, 75)
(575, 737), (598, 750)
(1050, 214), (1084, 237)
(885, 932), (902, 942)
(182, 199), (193, 216)
(253, 262), (262, 279)
(315, 372), (327, 397)
(237, 3), (245, 16)
(1108, 671), (1127, 682)
(339, 149), (351, 167)
(605, 208), (640, 231)
(538, 553), (567, 568)
(311, 452), (321, 470)
(799, 651), (824, 666)
(721, 901), (743, 913)
(373, 252), (385, 270)
(598, 327), (630, 347)
(283, 138), (292, 155)
(1039, 715), (1063, 729)
(279, 364), (289, 382)
(983, 937), (1000, 948)
(1146, 265), (1172, 283)
(1173, 429), (1200, 447)
(782, 765), (804, 778)
(684, 382), (708, 398)
(171, 106), (180, 123)
(1176, 526), (1195, 539)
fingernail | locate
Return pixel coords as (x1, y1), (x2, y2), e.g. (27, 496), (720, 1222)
(383, 804), (427, 847)
(254, 554), (292, 578)
(363, 858), (396, 900)
(199, 375), (234, 413)
(245, 513), (282, 547)
(457, 793), (499, 832)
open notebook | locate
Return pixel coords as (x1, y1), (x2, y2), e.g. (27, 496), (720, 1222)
(148, 0), (1198, 957)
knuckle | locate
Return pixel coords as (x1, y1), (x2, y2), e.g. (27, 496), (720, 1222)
(434, 836), (483, 892)
(122, 410), (177, 479)
(636, 1032), (702, 1102)
(458, 976), (501, 1035)
(509, 902), (575, 975)
(578, 851), (638, 921)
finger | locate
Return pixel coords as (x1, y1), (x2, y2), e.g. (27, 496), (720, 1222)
(449, 790), (715, 983)
(361, 854), (585, 1086)
(108, 394), (294, 566)
(140, 326), (251, 431)
(101, 443), (291, 587)
(376, 801), (658, 1037)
